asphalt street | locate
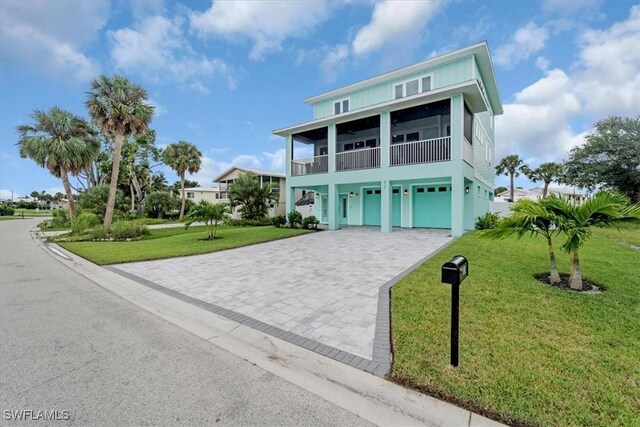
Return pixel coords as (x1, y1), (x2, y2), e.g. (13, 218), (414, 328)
(0, 219), (370, 426)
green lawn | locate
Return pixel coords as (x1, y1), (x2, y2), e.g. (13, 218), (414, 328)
(390, 231), (640, 427)
(593, 223), (640, 247)
(57, 226), (313, 265)
(12, 208), (53, 217)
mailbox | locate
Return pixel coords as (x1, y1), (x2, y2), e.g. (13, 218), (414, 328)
(441, 255), (468, 286)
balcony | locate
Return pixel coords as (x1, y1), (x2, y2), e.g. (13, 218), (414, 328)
(291, 155), (328, 176)
(336, 147), (380, 171)
(390, 137), (451, 166)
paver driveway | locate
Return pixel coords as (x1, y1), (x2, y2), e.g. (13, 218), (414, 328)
(113, 228), (453, 360)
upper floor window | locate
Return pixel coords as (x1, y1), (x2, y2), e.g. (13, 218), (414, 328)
(394, 75), (433, 99)
(187, 192), (194, 199)
(334, 98), (349, 115)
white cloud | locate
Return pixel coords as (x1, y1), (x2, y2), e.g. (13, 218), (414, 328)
(320, 44), (349, 83)
(0, 0), (107, 81)
(352, 1), (445, 56)
(496, 69), (582, 163)
(494, 22), (549, 69)
(572, 5), (640, 116)
(263, 149), (286, 171)
(190, 1), (333, 60)
(232, 154), (262, 168)
(109, 16), (235, 93)
(187, 156), (232, 184)
(0, 189), (14, 200)
(535, 56), (550, 71)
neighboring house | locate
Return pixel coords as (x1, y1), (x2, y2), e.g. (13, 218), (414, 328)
(212, 166), (297, 218)
(183, 187), (221, 204)
(50, 199), (69, 210)
(496, 187), (585, 205)
(273, 42), (503, 236)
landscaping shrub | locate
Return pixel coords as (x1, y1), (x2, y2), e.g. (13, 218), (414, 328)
(71, 212), (100, 235)
(0, 205), (15, 216)
(16, 201), (38, 209)
(287, 211), (303, 228)
(475, 212), (500, 230)
(302, 215), (319, 230)
(110, 221), (150, 240)
(272, 215), (287, 228)
(89, 225), (107, 240)
(51, 209), (71, 228)
(224, 217), (273, 227)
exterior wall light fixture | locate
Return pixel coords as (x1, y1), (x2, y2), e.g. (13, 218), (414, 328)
(465, 186), (470, 194)
(403, 189), (408, 196)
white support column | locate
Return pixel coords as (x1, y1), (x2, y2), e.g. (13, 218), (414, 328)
(380, 111), (390, 168)
(285, 134), (293, 177)
(381, 180), (392, 233)
(327, 124), (336, 173)
(328, 183), (339, 230)
(450, 94), (466, 237)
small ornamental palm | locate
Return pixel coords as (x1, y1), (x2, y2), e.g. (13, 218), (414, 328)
(483, 199), (562, 284)
(544, 192), (640, 290)
(162, 141), (202, 219)
(86, 75), (154, 230)
(184, 201), (229, 240)
(17, 107), (99, 219)
(228, 172), (279, 220)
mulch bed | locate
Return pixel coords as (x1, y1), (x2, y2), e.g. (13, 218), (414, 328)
(534, 273), (604, 293)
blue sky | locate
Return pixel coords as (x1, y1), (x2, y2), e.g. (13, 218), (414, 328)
(1, 0), (638, 199)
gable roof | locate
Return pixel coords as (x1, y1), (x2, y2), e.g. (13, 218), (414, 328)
(303, 41), (503, 115)
(212, 166), (285, 183)
(184, 187), (219, 192)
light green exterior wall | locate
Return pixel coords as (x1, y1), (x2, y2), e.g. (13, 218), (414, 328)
(313, 57), (474, 119)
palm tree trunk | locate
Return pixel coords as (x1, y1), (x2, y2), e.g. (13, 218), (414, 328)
(569, 251), (583, 290)
(547, 237), (560, 284)
(543, 181), (549, 198)
(179, 172), (186, 220)
(60, 167), (77, 219)
(509, 172), (515, 202)
(104, 133), (124, 230)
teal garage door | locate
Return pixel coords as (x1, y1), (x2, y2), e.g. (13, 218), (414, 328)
(412, 185), (451, 228)
(392, 188), (401, 227)
(363, 188), (381, 226)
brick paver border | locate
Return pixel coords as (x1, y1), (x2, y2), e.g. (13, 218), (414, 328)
(106, 237), (454, 377)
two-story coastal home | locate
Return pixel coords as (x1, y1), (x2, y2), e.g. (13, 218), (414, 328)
(274, 42), (503, 237)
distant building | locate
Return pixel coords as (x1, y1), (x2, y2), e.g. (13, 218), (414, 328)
(183, 187), (220, 205)
(495, 187), (585, 205)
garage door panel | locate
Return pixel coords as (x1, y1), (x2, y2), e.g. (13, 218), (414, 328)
(412, 186), (451, 228)
(363, 189), (381, 226)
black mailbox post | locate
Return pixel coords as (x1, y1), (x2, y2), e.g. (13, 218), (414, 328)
(441, 255), (468, 367)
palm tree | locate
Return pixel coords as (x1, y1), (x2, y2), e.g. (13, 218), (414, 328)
(544, 192), (640, 290)
(162, 141), (202, 219)
(86, 75), (154, 230)
(483, 199), (562, 284)
(17, 107), (99, 219)
(228, 172), (279, 220)
(184, 201), (229, 240)
(496, 155), (525, 202)
(522, 162), (564, 198)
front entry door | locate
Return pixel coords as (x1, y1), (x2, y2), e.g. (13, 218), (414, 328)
(339, 195), (348, 225)
(321, 195), (328, 223)
(363, 188), (381, 226)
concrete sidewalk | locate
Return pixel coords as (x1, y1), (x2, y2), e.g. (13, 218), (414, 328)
(37, 228), (505, 427)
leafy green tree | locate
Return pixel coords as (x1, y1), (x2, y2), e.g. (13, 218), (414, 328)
(544, 192), (640, 290)
(162, 141), (202, 219)
(484, 199), (562, 284)
(17, 107), (99, 218)
(522, 162), (564, 198)
(144, 191), (176, 219)
(53, 192), (65, 201)
(120, 131), (161, 213)
(564, 116), (640, 202)
(86, 75), (154, 230)
(228, 172), (279, 220)
(78, 185), (127, 218)
(184, 201), (229, 240)
(494, 186), (507, 196)
(495, 155), (526, 202)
